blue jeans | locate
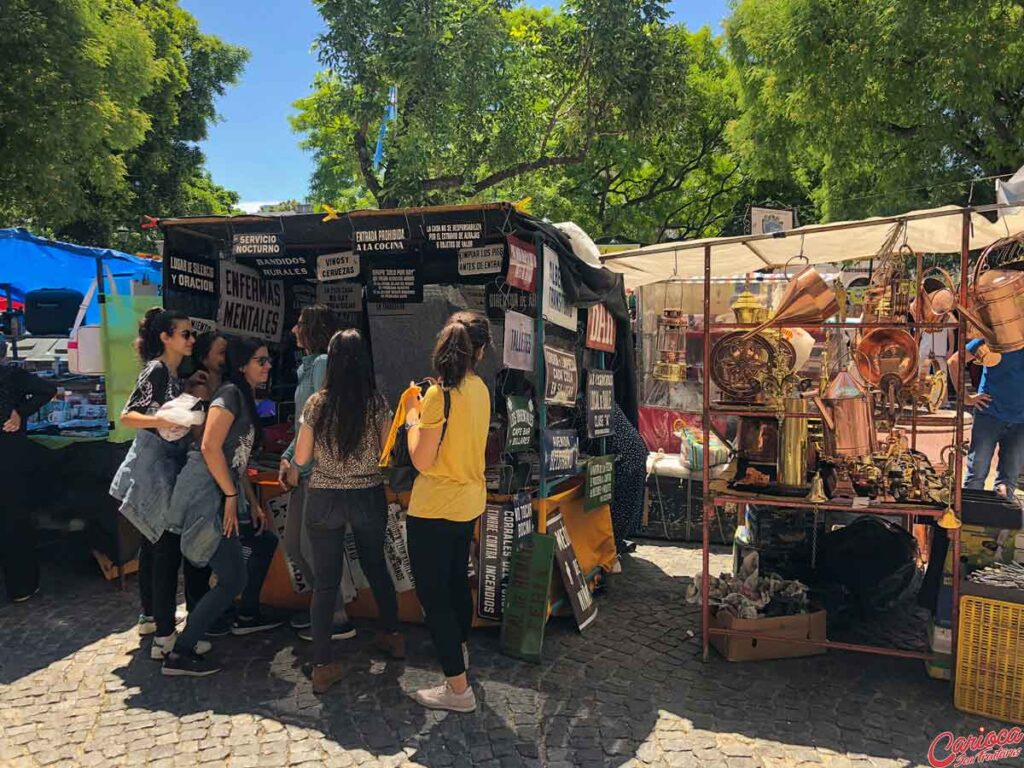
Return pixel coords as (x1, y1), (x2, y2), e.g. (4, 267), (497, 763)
(238, 524), (278, 619)
(175, 535), (247, 654)
(964, 411), (1024, 493)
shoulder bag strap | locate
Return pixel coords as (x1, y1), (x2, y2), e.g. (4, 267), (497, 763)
(439, 388), (452, 445)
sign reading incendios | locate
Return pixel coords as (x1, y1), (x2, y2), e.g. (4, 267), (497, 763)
(217, 261), (285, 343)
(584, 455), (615, 512)
(505, 395), (535, 453)
(586, 369), (614, 439)
(476, 494), (534, 621)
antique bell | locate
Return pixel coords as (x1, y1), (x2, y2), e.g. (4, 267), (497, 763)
(938, 505), (962, 530)
(806, 471), (827, 503)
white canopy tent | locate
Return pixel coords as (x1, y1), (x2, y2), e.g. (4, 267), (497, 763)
(600, 204), (1024, 288)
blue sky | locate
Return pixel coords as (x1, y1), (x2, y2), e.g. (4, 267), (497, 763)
(181, 0), (730, 210)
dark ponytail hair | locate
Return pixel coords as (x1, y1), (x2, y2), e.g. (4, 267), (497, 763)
(313, 329), (380, 459)
(432, 311), (491, 389)
(225, 336), (264, 443)
(136, 307), (189, 362)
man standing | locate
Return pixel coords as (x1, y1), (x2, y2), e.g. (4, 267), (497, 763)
(0, 335), (57, 602)
(951, 338), (1024, 497)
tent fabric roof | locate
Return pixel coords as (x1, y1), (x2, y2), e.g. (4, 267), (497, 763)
(600, 205), (1024, 288)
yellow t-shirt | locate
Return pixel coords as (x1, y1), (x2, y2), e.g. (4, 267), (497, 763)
(407, 374), (490, 522)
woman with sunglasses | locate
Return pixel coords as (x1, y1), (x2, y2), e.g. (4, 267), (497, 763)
(165, 338), (274, 676)
(278, 305), (355, 640)
(110, 309), (212, 660)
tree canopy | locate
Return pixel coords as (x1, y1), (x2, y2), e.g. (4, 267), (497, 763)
(727, 0), (1024, 221)
(0, 0), (247, 246)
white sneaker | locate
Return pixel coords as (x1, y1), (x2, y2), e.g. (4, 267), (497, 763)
(412, 682), (477, 713)
(137, 615), (156, 636)
(151, 633), (211, 660)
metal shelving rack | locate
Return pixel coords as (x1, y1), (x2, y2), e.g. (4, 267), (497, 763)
(698, 209), (977, 668)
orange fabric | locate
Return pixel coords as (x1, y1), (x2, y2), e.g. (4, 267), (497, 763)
(379, 383), (421, 467)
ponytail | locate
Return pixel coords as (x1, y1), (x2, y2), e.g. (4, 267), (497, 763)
(432, 311), (491, 388)
(136, 307), (188, 362)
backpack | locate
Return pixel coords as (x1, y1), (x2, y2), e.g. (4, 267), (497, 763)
(388, 388), (451, 493)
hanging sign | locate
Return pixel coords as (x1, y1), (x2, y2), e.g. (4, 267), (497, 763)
(316, 251), (360, 282)
(541, 429), (579, 477)
(506, 235), (537, 292)
(584, 455), (615, 512)
(167, 254), (216, 295)
(426, 219), (485, 253)
(477, 493), (534, 621)
(543, 345), (578, 406)
(232, 232), (284, 258)
(505, 395), (535, 453)
(542, 245), (577, 331)
(486, 282), (536, 318)
(247, 254), (315, 280)
(499, 532), (555, 663)
(503, 310), (535, 371)
(586, 304), (616, 352)
(317, 280), (363, 315)
(217, 261), (285, 343)
(367, 253), (423, 303)
(352, 217), (409, 253)
(586, 369), (614, 438)
(189, 317), (218, 336)
(383, 502), (416, 592)
(458, 243), (504, 277)
(547, 512), (598, 631)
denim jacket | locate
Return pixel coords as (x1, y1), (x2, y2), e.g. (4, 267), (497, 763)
(109, 428), (190, 543)
(171, 450), (251, 567)
(281, 353), (327, 474)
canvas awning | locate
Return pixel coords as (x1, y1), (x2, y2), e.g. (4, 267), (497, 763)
(600, 204), (1024, 288)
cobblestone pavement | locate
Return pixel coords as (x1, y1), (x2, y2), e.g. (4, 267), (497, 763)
(0, 541), (1013, 768)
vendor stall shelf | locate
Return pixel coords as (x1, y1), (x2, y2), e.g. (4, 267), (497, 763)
(686, 210), (983, 666)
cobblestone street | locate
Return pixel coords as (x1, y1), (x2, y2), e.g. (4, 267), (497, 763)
(0, 541), (1010, 768)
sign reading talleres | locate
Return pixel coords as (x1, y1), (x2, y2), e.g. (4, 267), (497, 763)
(503, 310), (534, 371)
(217, 261), (285, 343)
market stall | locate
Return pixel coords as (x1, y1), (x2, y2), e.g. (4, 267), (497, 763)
(158, 203), (635, 655)
(0, 228), (163, 572)
(602, 203), (1024, 722)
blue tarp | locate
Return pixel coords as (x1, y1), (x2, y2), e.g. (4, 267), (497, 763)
(0, 228), (162, 324)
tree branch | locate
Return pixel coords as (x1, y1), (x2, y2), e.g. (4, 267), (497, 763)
(353, 126), (383, 203)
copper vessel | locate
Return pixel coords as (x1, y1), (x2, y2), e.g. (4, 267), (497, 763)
(854, 328), (919, 386)
(961, 270), (1024, 353)
(777, 396), (809, 488)
(813, 370), (877, 459)
(911, 267), (956, 324)
(742, 265), (839, 339)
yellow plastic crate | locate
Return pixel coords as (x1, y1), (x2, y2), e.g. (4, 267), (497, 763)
(955, 596), (1024, 725)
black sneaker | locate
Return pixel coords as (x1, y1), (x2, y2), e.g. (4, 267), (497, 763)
(205, 614), (233, 638)
(290, 612), (312, 630)
(161, 650), (221, 678)
(231, 614), (285, 636)
(298, 621), (357, 642)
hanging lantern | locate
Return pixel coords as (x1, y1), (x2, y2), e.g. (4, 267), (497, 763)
(653, 308), (687, 382)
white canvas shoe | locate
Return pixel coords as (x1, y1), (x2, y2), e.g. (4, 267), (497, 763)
(412, 682), (477, 713)
(151, 633), (211, 660)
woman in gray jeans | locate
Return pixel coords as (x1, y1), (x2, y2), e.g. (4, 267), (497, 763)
(278, 304), (354, 638)
(292, 329), (403, 694)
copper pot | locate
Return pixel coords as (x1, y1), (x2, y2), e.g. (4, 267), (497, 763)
(911, 267), (957, 324)
(854, 328), (919, 386)
(958, 238), (1024, 352)
(813, 371), (876, 459)
(742, 263), (839, 339)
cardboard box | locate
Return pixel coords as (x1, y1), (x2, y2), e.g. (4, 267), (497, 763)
(710, 609), (827, 662)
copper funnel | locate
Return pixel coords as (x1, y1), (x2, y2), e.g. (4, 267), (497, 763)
(854, 328), (919, 386)
(742, 266), (839, 339)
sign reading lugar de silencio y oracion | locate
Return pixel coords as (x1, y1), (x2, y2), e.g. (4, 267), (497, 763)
(217, 261), (285, 343)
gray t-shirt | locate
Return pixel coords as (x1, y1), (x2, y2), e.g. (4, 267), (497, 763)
(210, 383), (256, 481)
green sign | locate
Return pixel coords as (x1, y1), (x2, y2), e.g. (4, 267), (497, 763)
(499, 532), (555, 663)
(505, 395), (535, 453)
(584, 455), (615, 511)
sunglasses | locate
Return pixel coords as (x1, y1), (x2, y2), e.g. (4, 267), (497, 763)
(252, 356), (272, 367)
(176, 329), (196, 340)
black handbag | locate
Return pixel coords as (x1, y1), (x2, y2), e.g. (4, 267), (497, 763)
(388, 388), (451, 493)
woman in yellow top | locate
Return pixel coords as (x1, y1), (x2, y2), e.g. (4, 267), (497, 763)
(405, 310), (491, 713)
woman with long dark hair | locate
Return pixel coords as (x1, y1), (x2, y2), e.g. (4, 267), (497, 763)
(278, 305), (354, 638)
(292, 329), (401, 693)
(404, 311), (491, 713)
(164, 337), (273, 676)
(188, 332), (228, 401)
(110, 308), (211, 659)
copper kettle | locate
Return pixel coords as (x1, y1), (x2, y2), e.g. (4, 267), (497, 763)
(813, 370), (877, 459)
(742, 262), (839, 340)
(910, 267), (957, 324)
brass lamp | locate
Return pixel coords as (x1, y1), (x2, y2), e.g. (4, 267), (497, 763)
(653, 308), (688, 382)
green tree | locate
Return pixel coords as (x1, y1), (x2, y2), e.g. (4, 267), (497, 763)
(727, 0), (1024, 221)
(0, 0), (247, 247)
(293, 0), (746, 243)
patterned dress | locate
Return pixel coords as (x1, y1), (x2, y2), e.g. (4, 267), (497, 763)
(609, 403), (647, 551)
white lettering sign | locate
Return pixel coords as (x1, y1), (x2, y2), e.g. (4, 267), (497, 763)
(458, 243), (504, 276)
(503, 310), (534, 371)
(542, 245), (576, 331)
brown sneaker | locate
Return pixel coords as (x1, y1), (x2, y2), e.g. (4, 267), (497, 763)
(373, 631), (406, 660)
(312, 661), (343, 694)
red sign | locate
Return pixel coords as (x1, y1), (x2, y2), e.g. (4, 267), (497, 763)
(585, 304), (616, 352)
(506, 235), (537, 292)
